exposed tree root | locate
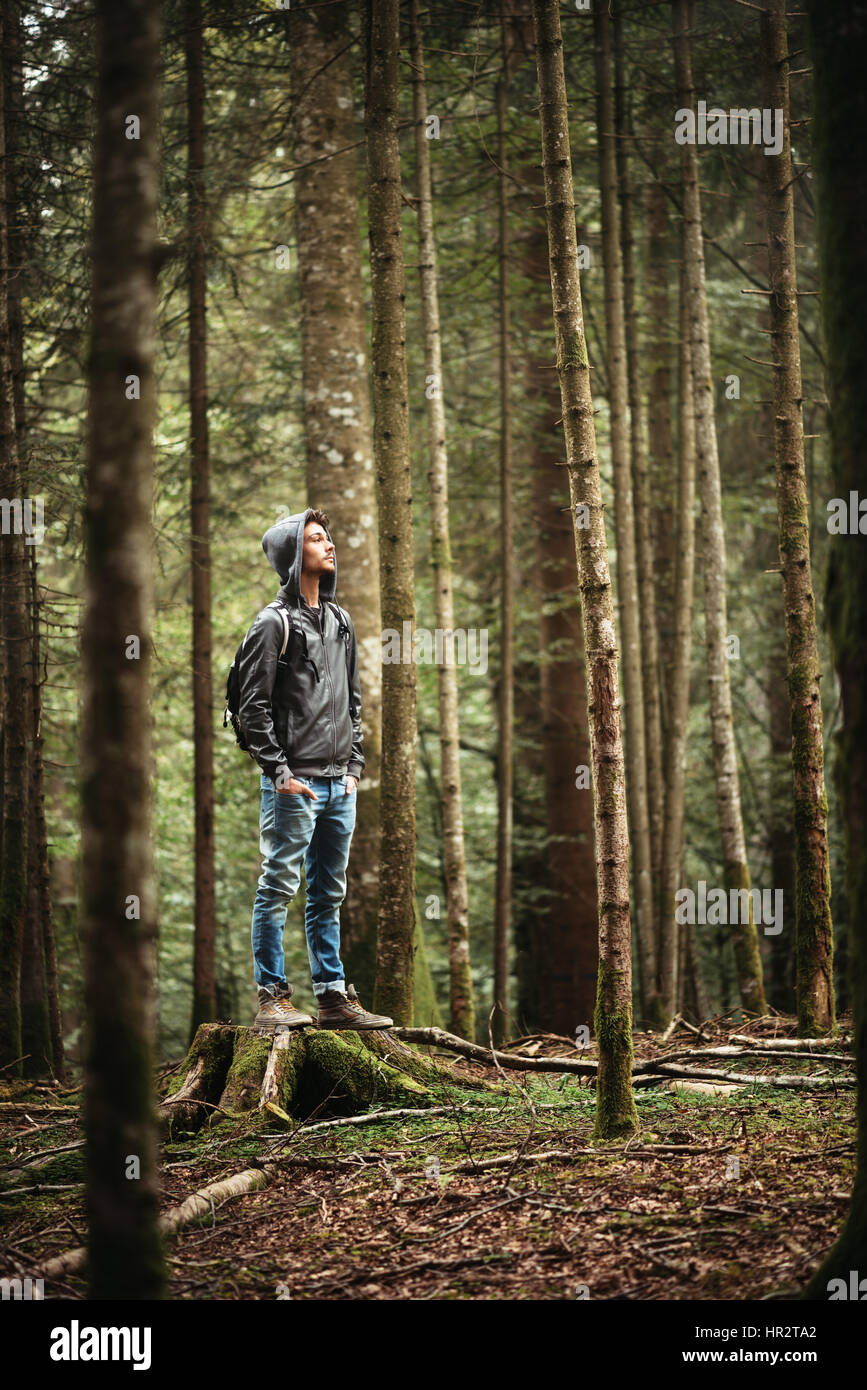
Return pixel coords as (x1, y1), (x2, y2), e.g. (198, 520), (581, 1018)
(159, 1023), (497, 1138)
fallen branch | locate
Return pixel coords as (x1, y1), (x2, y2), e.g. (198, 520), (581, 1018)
(0, 1183), (83, 1198)
(635, 1045), (854, 1070)
(728, 1034), (851, 1051)
(649, 1061), (853, 1089)
(40, 1166), (277, 1282)
(444, 1142), (724, 1175)
(262, 1104), (460, 1146)
(393, 1026), (596, 1076)
(394, 1027), (850, 1085)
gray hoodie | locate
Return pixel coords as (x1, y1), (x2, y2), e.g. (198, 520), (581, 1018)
(236, 510), (364, 788)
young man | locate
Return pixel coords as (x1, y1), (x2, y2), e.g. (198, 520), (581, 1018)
(237, 508), (392, 1031)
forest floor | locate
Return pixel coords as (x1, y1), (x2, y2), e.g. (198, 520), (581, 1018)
(0, 1016), (855, 1301)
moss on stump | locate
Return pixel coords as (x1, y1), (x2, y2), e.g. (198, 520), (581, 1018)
(161, 1021), (487, 1137)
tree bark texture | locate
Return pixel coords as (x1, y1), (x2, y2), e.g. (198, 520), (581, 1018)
(520, 166), (598, 1038)
(0, 0), (28, 1076)
(613, 6), (665, 985)
(363, 0), (417, 1026)
(186, 0), (217, 1036)
(592, 3), (655, 1024)
(803, 0), (867, 1295)
(531, 0), (637, 1140)
(80, 0), (165, 1300)
(657, 262), (698, 1023)
(672, 0), (767, 1018)
(410, 0), (474, 1041)
(760, 0), (834, 1036)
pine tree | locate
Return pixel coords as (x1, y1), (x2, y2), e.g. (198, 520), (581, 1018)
(531, 0), (637, 1139)
(80, 0), (165, 1300)
(364, 0), (417, 1026)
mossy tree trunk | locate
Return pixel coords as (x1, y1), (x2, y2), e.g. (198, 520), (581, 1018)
(80, 0), (164, 1301)
(186, 0), (218, 1037)
(803, 0), (867, 1296)
(363, 0), (417, 1026)
(288, 0), (382, 1003)
(531, 0), (637, 1140)
(672, 0), (766, 1019)
(7, 0), (63, 1079)
(492, 21), (514, 1047)
(760, 0), (834, 1037)
(410, 0), (474, 1041)
(0, 0), (28, 1078)
(592, 3), (655, 1029)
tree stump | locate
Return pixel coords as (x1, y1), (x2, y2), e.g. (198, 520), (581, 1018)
(160, 1022), (493, 1137)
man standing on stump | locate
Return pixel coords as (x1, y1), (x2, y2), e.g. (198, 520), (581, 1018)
(237, 508), (392, 1031)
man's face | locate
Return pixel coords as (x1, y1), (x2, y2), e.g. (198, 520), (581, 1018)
(302, 522), (335, 575)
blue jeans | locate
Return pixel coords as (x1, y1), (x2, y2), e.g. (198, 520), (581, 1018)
(250, 772), (357, 999)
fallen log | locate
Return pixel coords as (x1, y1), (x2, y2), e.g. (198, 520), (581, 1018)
(40, 1165), (276, 1283)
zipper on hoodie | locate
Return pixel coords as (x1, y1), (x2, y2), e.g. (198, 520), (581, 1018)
(313, 602), (337, 771)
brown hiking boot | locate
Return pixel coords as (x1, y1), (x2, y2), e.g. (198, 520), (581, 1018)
(316, 983), (394, 1031)
(254, 982), (314, 1029)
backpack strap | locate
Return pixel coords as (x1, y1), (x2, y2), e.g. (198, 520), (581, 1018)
(326, 600), (352, 651)
(265, 600), (292, 666)
(269, 596), (322, 682)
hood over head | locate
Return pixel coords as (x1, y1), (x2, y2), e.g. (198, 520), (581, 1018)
(262, 509), (337, 603)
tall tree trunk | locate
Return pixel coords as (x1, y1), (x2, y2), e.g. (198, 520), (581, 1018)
(0, 0), (27, 1076)
(5, 0), (63, 1077)
(511, 639), (549, 1034)
(363, 0), (416, 1026)
(613, 6), (665, 999)
(490, 2), (533, 1045)
(492, 32), (514, 1047)
(531, 0), (637, 1140)
(657, 261), (698, 1022)
(592, 2), (655, 1024)
(288, 0), (382, 1004)
(186, 0), (217, 1037)
(4, 0), (51, 1078)
(520, 167), (598, 1038)
(410, 0), (474, 1041)
(803, 0), (867, 1296)
(645, 176), (676, 746)
(760, 0), (834, 1036)
(672, 0), (767, 1017)
(768, 618), (796, 1013)
(81, 0), (164, 1299)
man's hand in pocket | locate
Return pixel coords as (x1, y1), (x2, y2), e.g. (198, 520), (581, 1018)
(278, 777), (318, 800)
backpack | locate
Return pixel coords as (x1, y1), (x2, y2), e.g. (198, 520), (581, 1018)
(223, 595), (352, 753)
